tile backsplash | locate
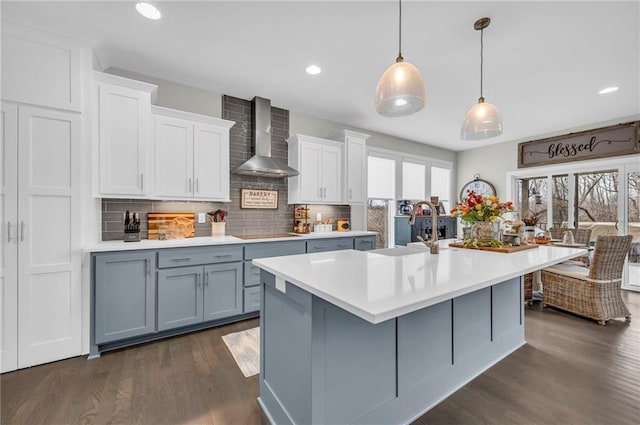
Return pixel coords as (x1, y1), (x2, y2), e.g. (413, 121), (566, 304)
(101, 95), (350, 241)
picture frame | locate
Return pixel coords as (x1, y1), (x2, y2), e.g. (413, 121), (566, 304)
(240, 188), (278, 209)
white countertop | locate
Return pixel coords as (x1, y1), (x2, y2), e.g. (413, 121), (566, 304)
(85, 231), (377, 253)
(253, 243), (586, 324)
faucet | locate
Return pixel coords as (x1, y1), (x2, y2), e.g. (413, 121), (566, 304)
(408, 201), (439, 254)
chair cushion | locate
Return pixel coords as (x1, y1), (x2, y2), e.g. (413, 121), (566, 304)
(543, 263), (590, 280)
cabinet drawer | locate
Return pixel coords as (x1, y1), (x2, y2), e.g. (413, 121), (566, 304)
(243, 240), (306, 260)
(244, 261), (261, 287)
(306, 237), (354, 253)
(244, 286), (261, 313)
(158, 245), (243, 268)
(354, 236), (376, 251)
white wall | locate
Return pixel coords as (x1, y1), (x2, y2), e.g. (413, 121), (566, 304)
(105, 67), (223, 118)
(456, 142), (519, 200)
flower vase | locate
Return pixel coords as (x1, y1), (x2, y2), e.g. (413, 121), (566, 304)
(524, 225), (536, 243)
(471, 221), (495, 242)
(211, 222), (226, 237)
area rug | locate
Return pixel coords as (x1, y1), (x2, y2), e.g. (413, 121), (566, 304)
(221, 327), (260, 377)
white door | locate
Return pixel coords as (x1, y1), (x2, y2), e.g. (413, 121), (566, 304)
(97, 82), (149, 196)
(321, 145), (342, 203)
(17, 106), (81, 368)
(624, 167), (640, 290)
(299, 142), (323, 202)
(1, 103), (18, 373)
(346, 137), (365, 203)
(194, 123), (229, 200)
(154, 115), (193, 198)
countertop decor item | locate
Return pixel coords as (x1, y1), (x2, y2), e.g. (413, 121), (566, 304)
(461, 17), (503, 140)
(208, 209), (227, 237)
(123, 210), (141, 242)
(375, 0), (426, 117)
(459, 175), (496, 200)
(452, 190), (514, 244)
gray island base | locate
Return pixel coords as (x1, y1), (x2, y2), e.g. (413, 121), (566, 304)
(258, 271), (523, 425)
(254, 245), (584, 424)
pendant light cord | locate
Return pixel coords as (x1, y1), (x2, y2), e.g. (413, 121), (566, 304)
(397, 0), (403, 61)
(479, 26), (484, 99)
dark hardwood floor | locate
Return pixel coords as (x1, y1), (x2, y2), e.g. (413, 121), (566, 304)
(2, 291), (639, 425)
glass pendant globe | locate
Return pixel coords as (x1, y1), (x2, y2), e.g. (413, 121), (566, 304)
(375, 60), (426, 117)
(460, 98), (503, 140)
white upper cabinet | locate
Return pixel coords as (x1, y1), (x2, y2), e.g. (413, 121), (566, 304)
(94, 72), (157, 198)
(330, 130), (370, 204)
(152, 106), (234, 201)
(1, 22), (81, 111)
(288, 134), (343, 204)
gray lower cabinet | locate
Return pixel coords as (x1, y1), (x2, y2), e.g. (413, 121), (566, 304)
(203, 262), (243, 321)
(157, 266), (203, 331)
(94, 251), (156, 344)
(354, 235), (376, 251)
(157, 262), (242, 331)
(306, 237), (354, 253)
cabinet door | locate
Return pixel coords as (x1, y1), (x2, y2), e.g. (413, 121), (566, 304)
(157, 266), (203, 331)
(299, 142), (323, 202)
(346, 137), (366, 204)
(203, 262), (243, 321)
(193, 123), (229, 200)
(97, 82), (150, 196)
(94, 252), (156, 344)
(321, 145), (343, 203)
(354, 236), (376, 251)
(17, 106), (82, 368)
(154, 115), (193, 198)
(1, 103), (18, 373)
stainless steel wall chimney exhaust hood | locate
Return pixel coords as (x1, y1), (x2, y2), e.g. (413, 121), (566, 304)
(231, 96), (299, 178)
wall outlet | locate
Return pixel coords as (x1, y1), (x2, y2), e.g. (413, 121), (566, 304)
(198, 212), (206, 223)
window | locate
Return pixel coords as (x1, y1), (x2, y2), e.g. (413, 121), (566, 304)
(431, 166), (451, 212)
(402, 161), (426, 200)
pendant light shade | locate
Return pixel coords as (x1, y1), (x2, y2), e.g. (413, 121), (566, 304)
(375, 0), (426, 117)
(461, 97), (503, 140)
(461, 17), (503, 140)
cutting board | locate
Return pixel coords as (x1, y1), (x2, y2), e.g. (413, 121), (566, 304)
(148, 212), (195, 239)
(448, 242), (539, 253)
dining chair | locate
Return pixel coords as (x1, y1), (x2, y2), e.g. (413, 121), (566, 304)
(541, 235), (633, 325)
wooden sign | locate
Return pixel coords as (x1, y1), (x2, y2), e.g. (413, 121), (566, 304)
(518, 121), (639, 168)
(240, 189), (278, 209)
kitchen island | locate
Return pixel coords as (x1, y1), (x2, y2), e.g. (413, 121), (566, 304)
(253, 244), (585, 425)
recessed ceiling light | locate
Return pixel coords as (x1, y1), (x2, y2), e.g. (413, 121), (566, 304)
(305, 65), (322, 75)
(136, 2), (161, 20)
(598, 86), (619, 95)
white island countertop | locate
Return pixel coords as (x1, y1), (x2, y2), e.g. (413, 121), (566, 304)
(85, 231), (377, 253)
(253, 244), (586, 324)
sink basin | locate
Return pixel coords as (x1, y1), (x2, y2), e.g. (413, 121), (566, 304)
(373, 247), (429, 257)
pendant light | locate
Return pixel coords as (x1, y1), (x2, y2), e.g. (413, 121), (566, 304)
(375, 0), (426, 117)
(461, 17), (503, 140)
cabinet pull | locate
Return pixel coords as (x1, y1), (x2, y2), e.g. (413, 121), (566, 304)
(146, 259), (150, 275)
(349, 188), (352, 200)
(188, 178), (192, 193)
(198, 275), (202, 288)
(214, 254), (232, 258)
(20, 221), (25, 242)
(338, 244), (350, 248)
(196, 179), (199, 194)
(204, 273), (209, 286)
(318, 187), (322, 198)
(7, 222), (13, 243)
(314, 245), (326, 249)
(323, 187), (327, 198)
(171, 258), (192, 262)
(140, 173), (144, 190)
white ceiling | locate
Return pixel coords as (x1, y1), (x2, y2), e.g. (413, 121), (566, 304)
(2, 1), (639, 152)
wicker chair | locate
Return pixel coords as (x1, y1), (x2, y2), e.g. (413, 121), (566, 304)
(548, 227), (566, 240)
(541, 235), (633, 325)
